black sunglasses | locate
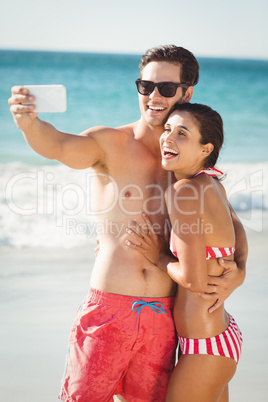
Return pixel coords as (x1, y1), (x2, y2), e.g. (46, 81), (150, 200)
(135, 79), (188, 98)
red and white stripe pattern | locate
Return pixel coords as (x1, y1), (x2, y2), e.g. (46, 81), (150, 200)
(170, 231), (235, 261)
(206, 246), (235, 260)
(178, 314), (243, 364)
(193, 167), (224, 179)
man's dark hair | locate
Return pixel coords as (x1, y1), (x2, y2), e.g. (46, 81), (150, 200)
(139, 45), (199, 87)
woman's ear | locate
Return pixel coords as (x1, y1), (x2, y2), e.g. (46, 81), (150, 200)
(202, 143), (214, 156)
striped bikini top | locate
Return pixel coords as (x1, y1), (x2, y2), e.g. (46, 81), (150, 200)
(170, 167), (235, 261)
(193, 167), (224, 179)
(170, 232), (235, 260)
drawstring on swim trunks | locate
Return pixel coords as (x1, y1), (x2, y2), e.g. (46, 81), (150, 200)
(132, 300), (168, 317)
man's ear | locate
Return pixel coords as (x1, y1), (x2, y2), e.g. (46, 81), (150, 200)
(183, 86), (193, 102)
(202, 143), (214, 156)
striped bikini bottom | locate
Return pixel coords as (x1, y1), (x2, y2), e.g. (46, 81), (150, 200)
(178, 314), (242, 364)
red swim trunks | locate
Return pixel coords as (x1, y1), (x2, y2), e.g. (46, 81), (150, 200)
(59, 288), (176, 402)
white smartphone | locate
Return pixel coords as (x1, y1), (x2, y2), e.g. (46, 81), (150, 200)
(24, 85), (67, 113)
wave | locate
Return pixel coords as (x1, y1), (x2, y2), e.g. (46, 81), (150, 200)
(1, 161), (267, 248)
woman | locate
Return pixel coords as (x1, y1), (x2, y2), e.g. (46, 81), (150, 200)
(125, 103), (243, 401)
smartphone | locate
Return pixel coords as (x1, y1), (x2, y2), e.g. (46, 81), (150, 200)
(24, 85), (67, 113)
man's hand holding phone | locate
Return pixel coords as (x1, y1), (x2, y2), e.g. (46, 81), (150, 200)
(8, 85), (67, 130)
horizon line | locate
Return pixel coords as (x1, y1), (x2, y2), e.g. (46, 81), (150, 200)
(1, 47), (268, 63)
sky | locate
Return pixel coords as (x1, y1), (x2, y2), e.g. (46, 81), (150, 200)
(0, 0), (267, 60)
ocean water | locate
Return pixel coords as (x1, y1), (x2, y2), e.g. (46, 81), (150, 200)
(1, 50), (268, 248)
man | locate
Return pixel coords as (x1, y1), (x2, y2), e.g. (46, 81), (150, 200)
(9, 45), (247, 402)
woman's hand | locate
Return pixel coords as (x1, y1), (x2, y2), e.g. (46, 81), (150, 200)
(125, 212), (169, 265)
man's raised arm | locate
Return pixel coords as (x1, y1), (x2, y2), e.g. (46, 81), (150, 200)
(8, 86), (105, 169)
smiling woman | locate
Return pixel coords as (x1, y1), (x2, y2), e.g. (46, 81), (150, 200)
(125, 101), (245, 402)
(160, 102), (223, 177)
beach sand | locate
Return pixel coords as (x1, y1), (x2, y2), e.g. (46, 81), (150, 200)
(1, 214), (267, 401)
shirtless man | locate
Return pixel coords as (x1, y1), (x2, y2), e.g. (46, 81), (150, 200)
(8, 45), (247, 402)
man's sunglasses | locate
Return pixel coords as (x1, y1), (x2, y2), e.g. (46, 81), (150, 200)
(135, 79), (188, 98)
